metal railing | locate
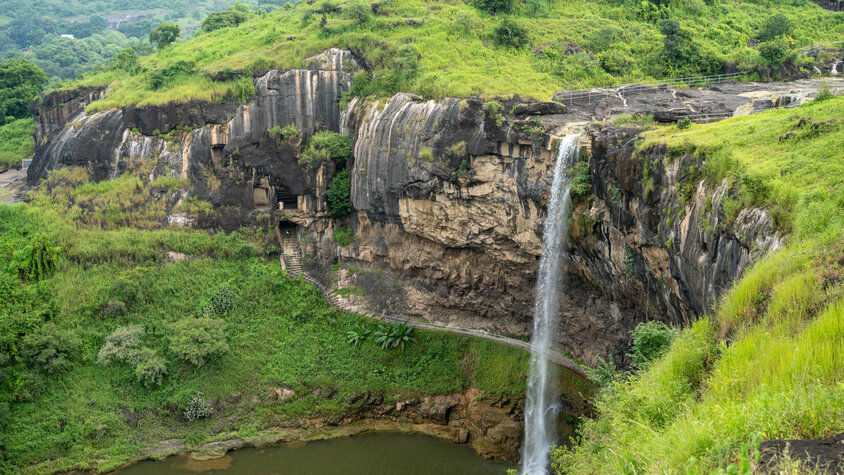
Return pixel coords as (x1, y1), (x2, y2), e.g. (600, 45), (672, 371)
(554, 72), (747, 104)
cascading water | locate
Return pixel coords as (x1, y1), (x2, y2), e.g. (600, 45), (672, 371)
(521, 132), (581, 475)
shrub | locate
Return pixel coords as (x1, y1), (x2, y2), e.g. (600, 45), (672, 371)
(524, 0), (550, 18)
(585, 26), (623, 51)
(148, 60), (194, 90)
(677, 117), (693, 130)
(332, 224), (355, 246)
(183, 392), (214, 421)
(628, 321), (677, 370)
(454, 11), (479, 35)
(306, 131), (354, 166)
(9, 233), (61, 282)
(21, 323), (81, 374)
(758, 38), (791, 68)
(757, 13), (793, 42)
(474, 0), (514, 14)
(268, 124), (299, 142)
(814, 80), (835, 102)
(374, 322), (416, 350)
(202, 3), (251, 32)
(327, 169), (352, 217)
(346, 323), (370, 346)
(418, 146), (435, 162)
(133, 348), (167, 387)
(587, 356), (618, 387)
(203, 286), (235, 318)
(493, 18), (529, 49)
(169, 317), (228, 366)
(97, 325), (145, 365)
(568, 161), (591, 200)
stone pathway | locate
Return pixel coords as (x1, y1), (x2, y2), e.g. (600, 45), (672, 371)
(278, 231), (591, 382)
(0, 167), (27, 204)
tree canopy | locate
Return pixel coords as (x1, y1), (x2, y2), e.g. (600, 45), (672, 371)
(0, 59), (47, 122)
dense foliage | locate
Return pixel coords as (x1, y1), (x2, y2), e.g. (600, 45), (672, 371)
(62, 0), (842, 109)
(0, 119), (35, 168)
(327, 169), (353, 217)
(0, 59), (47, 122)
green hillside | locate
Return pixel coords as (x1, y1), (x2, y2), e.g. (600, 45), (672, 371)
(70, 0), (843, 110)
(554, 95), (844, 473)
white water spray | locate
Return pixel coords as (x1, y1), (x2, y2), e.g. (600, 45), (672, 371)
(521, 133), (581, 475)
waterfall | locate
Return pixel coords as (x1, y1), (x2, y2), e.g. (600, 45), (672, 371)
(521, 132), (581, 475)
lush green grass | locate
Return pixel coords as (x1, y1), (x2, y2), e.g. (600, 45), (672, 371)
(554, 95), (844, 473)
(0, 119), (35, 168)
(66, 0), (843, 110)
(0, 196), (532, 473)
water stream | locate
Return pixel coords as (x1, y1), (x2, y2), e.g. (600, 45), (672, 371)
(521, 133), (581, 474)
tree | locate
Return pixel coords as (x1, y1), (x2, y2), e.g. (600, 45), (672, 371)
(149, 23), (180, 49)
(21, 323), (81, 375)
(202, 4), (252, 32)
(757, 13), (793, 42)
(493, 18), (529, 49)
(0, 59), (47, 122)
(344, 0), (371, 24)
(474, 0), (514, 14)
(169, 317), (228, 366)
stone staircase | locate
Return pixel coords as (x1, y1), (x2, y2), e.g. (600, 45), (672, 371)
(276, 230), (590, 382)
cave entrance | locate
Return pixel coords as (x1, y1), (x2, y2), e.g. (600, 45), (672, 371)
(276, 185), (299, 211)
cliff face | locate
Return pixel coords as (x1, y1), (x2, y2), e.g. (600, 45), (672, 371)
(28, 49), (783, 366)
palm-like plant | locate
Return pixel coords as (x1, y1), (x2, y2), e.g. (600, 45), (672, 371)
(346, 323), (370, 346)
(374, 322), (416, 350)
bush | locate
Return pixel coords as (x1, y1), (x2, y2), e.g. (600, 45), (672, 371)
(814, 80), (835, 102)
(169, 317), (228, 366)
(587, 356), (618, 387)
(97, 325), (145, 365)
(757, 13), (793, 42)
(148, 60), (194, 90)
(268, 124), (299, 142)
(306, 131), (354, 166)
(374, 322), (416, 350)
(628, 321), (676, 370)
(454, 11), (479, 35)
(183, 392), (214, 421)
(474, 0), (514, 14)
(21, 323), (81, 374)
(568, 161), (592, 200)
(10, 233), (61, 282)
(524, 0), (550, 18)
(493, 18), (529, 49)
(332, 224), (355, 246)
(677, 117), (693, 129)
(202, 6), (251, 32)
(758, 38), (791, 68)
(132, 348), (167, 387)
(585, 26), (623, 52)
(327, 169), (352, 217)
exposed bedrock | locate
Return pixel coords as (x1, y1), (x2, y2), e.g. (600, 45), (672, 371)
(28, 49), (787, 365)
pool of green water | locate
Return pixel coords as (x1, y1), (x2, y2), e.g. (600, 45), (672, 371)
(118, 432), (514, 474)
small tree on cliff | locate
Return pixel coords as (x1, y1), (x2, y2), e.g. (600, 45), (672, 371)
(327, 169), (352, 217)
(149, 23), (180, 50)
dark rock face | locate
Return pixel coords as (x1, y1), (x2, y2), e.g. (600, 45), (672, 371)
(30, 86), (106, 151)
(123, 101), (238, 136)
(810, 0), (843, 10)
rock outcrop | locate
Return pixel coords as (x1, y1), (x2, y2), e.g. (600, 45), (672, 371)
(27, 49), (791, 366)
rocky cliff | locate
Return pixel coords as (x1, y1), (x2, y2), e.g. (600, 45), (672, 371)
(28, 49), (791, 366)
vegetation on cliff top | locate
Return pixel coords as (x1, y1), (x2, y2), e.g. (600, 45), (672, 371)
(554, 95), (844, 473)
(68, 0), (843, 110)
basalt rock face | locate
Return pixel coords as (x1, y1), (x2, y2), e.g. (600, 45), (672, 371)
(28, 48), (355, 228)
(28, 49), (784, 366)
(566, 128), (782, 357)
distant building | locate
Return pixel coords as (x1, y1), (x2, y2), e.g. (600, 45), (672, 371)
(60, 34), (75, 39)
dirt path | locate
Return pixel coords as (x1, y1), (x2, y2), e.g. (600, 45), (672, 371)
(0, 167), (27, 204)
(278, 231), (591, 382)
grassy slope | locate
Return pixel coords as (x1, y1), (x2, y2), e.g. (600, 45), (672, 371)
(0, 119), (35, 168)
(71, 0), (843, 110)
(0, 168), (556, 473)
(554, 96), (844, 473)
